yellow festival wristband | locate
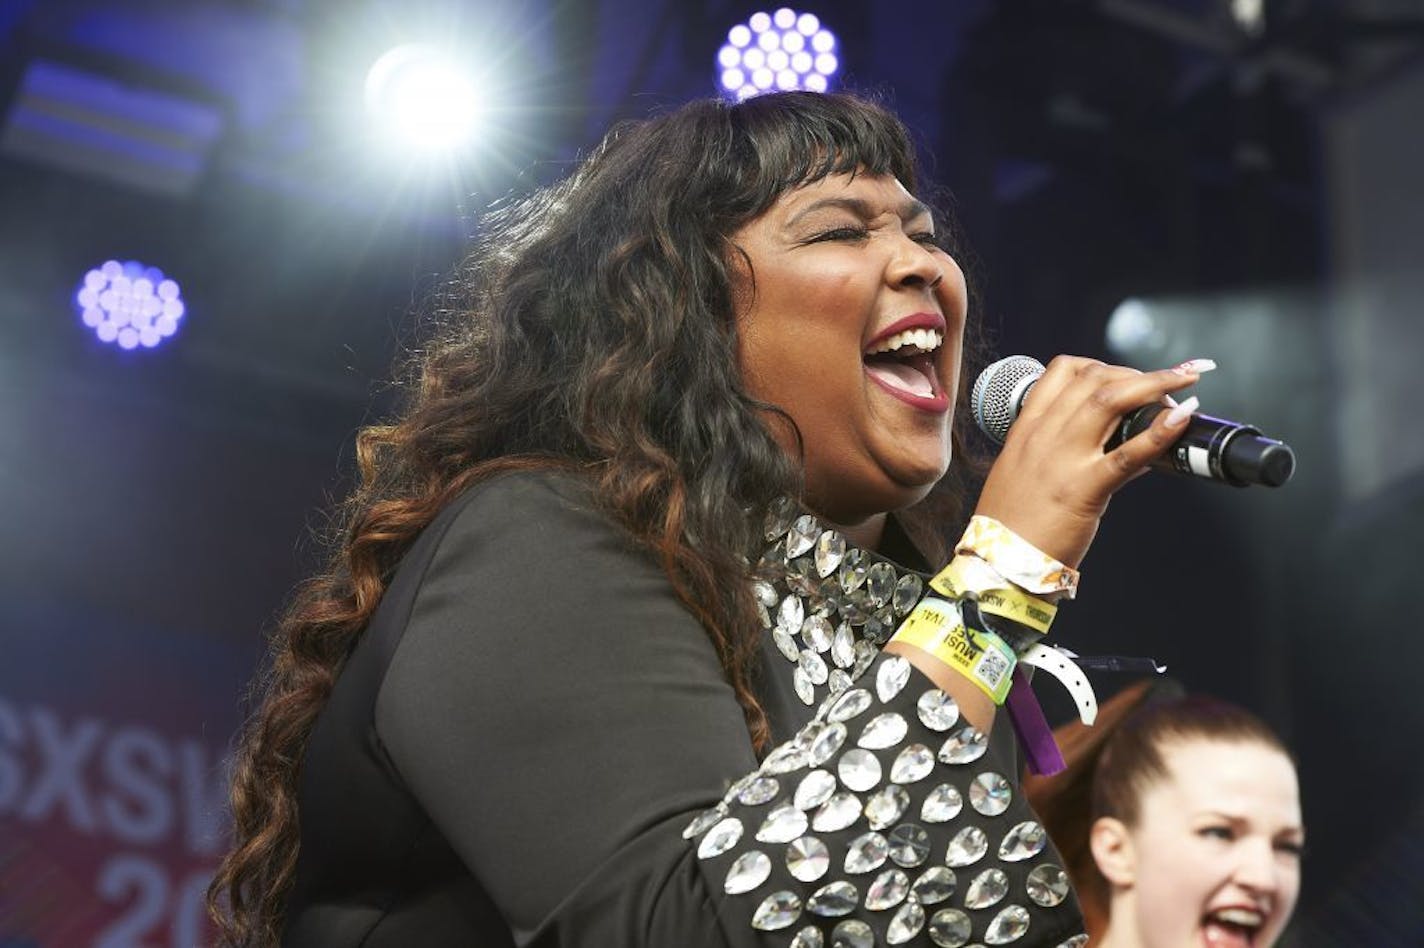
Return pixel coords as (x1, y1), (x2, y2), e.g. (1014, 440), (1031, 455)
(891, 597), (1017, 705)
(928, 556), (1058, 635)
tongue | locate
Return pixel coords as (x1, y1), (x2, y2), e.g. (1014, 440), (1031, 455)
(865, 357), (935, 398)
(1203, 921), (1253, 948)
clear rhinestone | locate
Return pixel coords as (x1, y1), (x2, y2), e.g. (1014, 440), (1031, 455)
(800, 649), (830, 686)
(851, 640), (878, 677)
(831, 622), (856, 668)
(876, 656), (912, 703)
(752, 890), (803, 931)
(787, 834), (832, 882)
(840, 594), (869, 626)
(838, 749), (883, 793)
(1025, 864), (1069, 907)
(753, 578), (779, 607)
(911, 865), (958, 905)
(809, 722), (848, 767)
(697, 817), (743, 859)
(757, 804), (810, 844)
(887, 899), (927, 945)
(683, 804), (725, 839)
(1000, 822), (1048, 863)
(888, 823), (932, 867)
(939, 726), (989, 765)
(968, 772), (1012, 817)
(787, 515), (821, 558)
(803, 615), (835, 652)
(928, 907), (973, 947)
(828, 687), (873, 723)
(790, 926), (825, 948)
(866, 562), (897, 606)
(757, 601), (773, 629)
(738, 776), (780, 806)
(794, 770), (838, 811)
(779, 595), (806, 633)
(864, 785), (911, 830)
(863, 606), (896, 643)
(794, 668), (816, 705)
(765, 497), (797, 540)
(859, 712), (909, 750)
(985, 904), (1031, 944)
(724, 850), (773, 894)
(946, 826), (989, 867)
(763, 742), (810, 775)
(921, 783), (965, 823)
(775, 626), (802, 662)
(890, 743), (935, 784)
(830, 919), (874, 948)
(807, 880), (859, 917)
(815, 530), (847, 577)
(892, 573), (924, 616)
(964, 868), (1010, 909)
(788, 555), (819, 595)
(843, 831), (889, 874)
(838, 548), (869, 593)
(865, 868), (910, 911)
(828, 669), (853, 695)
(917, 689), (961, 731)
(812, 792), (863, 833)
(1056, 935), (1090, 948)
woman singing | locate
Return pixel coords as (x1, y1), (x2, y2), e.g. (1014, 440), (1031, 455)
(209, 90), (1210, 946)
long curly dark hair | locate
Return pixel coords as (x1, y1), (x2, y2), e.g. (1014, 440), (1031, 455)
(208, 90), (982, 946)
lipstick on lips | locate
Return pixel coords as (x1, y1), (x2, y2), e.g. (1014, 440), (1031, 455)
(862, 311), (949, 413)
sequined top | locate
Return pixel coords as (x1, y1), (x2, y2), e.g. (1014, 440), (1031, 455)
(282, 471), (1086, 947)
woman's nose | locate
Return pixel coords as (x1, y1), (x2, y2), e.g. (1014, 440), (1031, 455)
(887, 234), (944, 291)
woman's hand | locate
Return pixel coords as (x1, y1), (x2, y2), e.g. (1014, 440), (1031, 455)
(971, 355), (1212, 569)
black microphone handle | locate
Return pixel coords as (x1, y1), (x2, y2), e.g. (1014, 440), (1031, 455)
(1111, 404), (1296, 488)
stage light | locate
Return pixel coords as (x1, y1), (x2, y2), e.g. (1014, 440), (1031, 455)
(76, 260), (185, 350)
(364, 44), (483, 153)
(1105, 297), (1165, 357)
(716, 8), (840, 100)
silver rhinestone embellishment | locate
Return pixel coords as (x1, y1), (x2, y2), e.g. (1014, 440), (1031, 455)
(763, 742), (811, 775)
(888, 822), (932, 867)
(939, 726), (989, 765)
(831, 918), (874, 948)
(775, 626), (803, 662)
(892, 573), (924, 616)
(843, 831), (890, 874)
(683, 804), (725, 839)
(812, 792), (863, 833)
(911, 865), (958, 905)
(866, 562), (896, 606)
(928, 907), (973, 947)
(757, 803), (810, 844)
(752, 890), (803, 931)
(815, 530), (847, 577)
(917, 689), (961, 731)
(984, 904), (1031, 944)
(831, 622), (856, 668)
(697, 817), (743, 859)
(946, 825), (989, 867)
(800, 649), (830, 686)
(1056, 935), (1090, 948)
(890, 743), (935, 784)
(999, 821), (1048, 863)
(790, 926), (825, 948)
(807, 880), (859, 917)
(836, 750), (882, 795)
(786, 515), (821, 558)
(864, 784), (911, 830)
(778, 594), (805, 632)
(964, 867), (1010, 910)
(803, 615), (835, 653)
(794, 769), (838, 811)
(876, 655), (912, 703)
(828, 688), (873, 723)
(808, 722), (848, 767)
(921, 783), (965, 823)
(787, 834), (832, 882)
(859, 712), (909, 750)
(738, 775), (780, 806)
(968, 772), (1012, 817)
(865, 867), (911, 910)
(887, 899), (927, 944)
(1026, 864), (1070, 907)
(724, 850), (773, 894)
(838, 548), (869, 593)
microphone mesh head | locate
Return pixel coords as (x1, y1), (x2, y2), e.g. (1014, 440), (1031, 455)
(972, 355), (1046, 444)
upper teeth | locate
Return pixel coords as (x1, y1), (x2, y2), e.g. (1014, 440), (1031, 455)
(1210, 908), (1263, 928)
(867, 328), (942, 356)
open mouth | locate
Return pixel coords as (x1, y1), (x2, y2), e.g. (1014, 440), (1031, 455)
(1202, 907), (1264, 948)
(863, 324), (947, 410)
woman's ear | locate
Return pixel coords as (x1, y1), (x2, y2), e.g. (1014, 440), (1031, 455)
(1090, 816), (1136, 887)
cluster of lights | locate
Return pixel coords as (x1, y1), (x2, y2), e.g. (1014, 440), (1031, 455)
(76, 260), (185, 350)
(717, 8), (839, 100)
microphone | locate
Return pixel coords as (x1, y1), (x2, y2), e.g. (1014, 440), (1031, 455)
(971, 355), (1295, 488)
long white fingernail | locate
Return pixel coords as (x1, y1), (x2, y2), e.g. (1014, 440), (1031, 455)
(1164, 395), (1198, 427)
(1172, 358), (1217, 375)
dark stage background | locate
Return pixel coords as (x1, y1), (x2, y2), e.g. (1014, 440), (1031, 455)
(0, 0), (1420, 944)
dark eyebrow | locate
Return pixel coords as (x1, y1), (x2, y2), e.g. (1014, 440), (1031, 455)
(786, 196), (933, 228)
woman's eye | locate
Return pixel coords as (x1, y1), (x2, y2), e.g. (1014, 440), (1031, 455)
(1275, 840), (1305, 857)
(1200, 826), (1234, 841)
(911, 232), (940, 246)
(808, 226), (868, 243)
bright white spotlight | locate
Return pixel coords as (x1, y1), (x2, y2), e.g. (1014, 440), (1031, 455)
(715, 8), (840, 100)
(1106, 297), (1166, 356)
(365, 44), (483, 153)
